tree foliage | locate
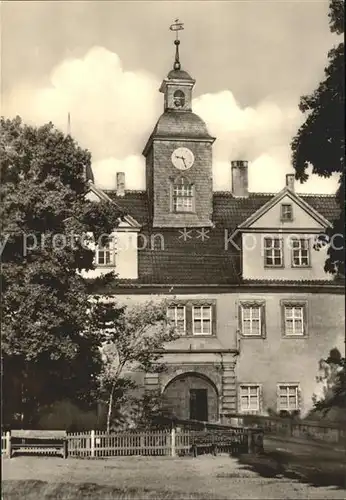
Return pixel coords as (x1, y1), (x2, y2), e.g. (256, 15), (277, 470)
(312, 348), (346, 414)
(0, 116), (123, 426)
(291, 0), (345, 275)
(88, 298), (177, 432)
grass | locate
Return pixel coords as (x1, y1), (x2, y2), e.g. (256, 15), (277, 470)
(2, 479), (220, 500)
(2, 445), (346, 500)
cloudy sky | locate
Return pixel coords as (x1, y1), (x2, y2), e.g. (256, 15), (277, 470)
(1, 1), (341, 193)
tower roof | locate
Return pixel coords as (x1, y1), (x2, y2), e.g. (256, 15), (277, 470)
(167, 68), (193, 81)
(153, 111), (212, 138)
(143, 111), (214, 154)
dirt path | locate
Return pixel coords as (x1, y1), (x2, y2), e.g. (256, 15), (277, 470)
(3, 454), (345, 499)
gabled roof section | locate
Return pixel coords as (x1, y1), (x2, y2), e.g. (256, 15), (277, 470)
(89, 189), (339, 286)
(104, 190), (339, 229)
(87, 182), (141, 229)
(237, 187), (333, 230)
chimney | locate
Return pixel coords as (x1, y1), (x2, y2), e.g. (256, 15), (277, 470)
(116, 172), (125, 197)
(231, 161), (248, 197)
(286, 174), (295, 192)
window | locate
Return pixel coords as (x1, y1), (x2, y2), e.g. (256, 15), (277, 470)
(96, 237), (116, 266)
(282, 303), (306, 336)
(239, 385), (261, 412)
(167, 305), (186, 335)
(278, 384), (300, 411)
(192, 306), (212, 335)
(281, 204), (293, 221)
(167, 301), (216, 336)
(291, 238), (310, 267)
(173, 89), (185, 108)
(264, 238), (283, 267)
(172, 177), (194, 213)
(240, 303), (265, 337)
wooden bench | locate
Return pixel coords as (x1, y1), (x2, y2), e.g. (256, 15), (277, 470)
(9, 430), (67, 458)
(189, 428), (264, 457)
(190, 430), (248, 457)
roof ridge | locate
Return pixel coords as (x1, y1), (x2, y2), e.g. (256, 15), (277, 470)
(299, 193), (336, 198)
(103, 189), (146, 194)
(214, 192), (277, 197)
(91, 187), (336, 198)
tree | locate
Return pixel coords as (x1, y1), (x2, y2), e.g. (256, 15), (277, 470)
(88, 298), (177, 433)
(291, 0), (345, 276)
(312, 348), (346, 415)
(291, 1), (346, 419)
(0, 116), (123, 427)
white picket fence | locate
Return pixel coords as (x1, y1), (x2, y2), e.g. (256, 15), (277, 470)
(67, 429), (191, 458)
(1, 431), (10, 457)
(1, 427), (251, 458)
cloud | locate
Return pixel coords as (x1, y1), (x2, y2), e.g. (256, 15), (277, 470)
(92, 156), (146, 191)
(2, 46), (339, 194)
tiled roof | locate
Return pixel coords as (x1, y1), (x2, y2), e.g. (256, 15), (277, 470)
(102, 190), (340, 286)
(136, 228), (241, 285)
(243, 278), (344, 286)
(105, 191), (340, 228)
(104, 191), (150, 226)
(298, 194), (340, 222)
(152, 111), (213, 140)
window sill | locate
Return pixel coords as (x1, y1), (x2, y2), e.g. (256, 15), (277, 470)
(278, 408), (300, 413)
(182, 334), (216, 338)
(291, 265), (312, 269)
(172, 211), (196, 215)
(240, 334), (266, 339)
(264, 264), (284, 268)
(282, 334), (307, 339)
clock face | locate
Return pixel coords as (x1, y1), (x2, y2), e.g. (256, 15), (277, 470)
(171, 147), (195, 170)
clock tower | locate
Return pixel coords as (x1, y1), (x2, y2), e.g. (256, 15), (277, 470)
(142, 21), (215, 228)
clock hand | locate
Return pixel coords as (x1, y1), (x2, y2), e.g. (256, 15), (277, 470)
(181, 157), (187, 169)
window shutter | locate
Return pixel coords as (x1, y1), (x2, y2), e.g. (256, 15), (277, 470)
(297, 385), (302, 412)
(276, 384), (281, 413)
(238, 303), (242, 334)
(303, 305), (308, 336)
(185, 302), (192, 335)
(281, 302), (286, 336)
(258, 385), (263, 414)
(260, 303), (266, 338)
(237, 384), (241, 413)
(212, 302), (217, 336)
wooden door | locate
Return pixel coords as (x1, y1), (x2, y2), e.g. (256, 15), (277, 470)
(189, 388), (208, 421)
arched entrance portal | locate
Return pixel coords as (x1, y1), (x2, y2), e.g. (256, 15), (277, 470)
(163, 373), (218, 422)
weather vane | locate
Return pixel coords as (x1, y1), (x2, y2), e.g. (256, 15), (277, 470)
(169, 19), (184, 70)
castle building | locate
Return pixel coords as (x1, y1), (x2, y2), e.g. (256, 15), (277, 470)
(85, 34), (344, 422)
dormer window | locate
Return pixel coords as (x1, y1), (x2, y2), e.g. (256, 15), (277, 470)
(291, 238), (310, 267)
(172, 177), (194, 212)
(173, 89), (185, 108)
(281, 204), (293, 221)
(96, 236), (116, 267)
(263, 237), (283, 267)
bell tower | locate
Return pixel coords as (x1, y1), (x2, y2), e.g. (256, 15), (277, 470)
(143, 20), (215, 228)
(160, 22), (195, 112)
